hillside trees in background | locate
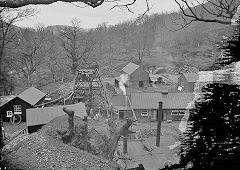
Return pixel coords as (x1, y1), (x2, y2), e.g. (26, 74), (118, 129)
(60, 19), (96, 75)
(129, 15), (157, 64)
(174, 0), (240, 25)
(0, 7), (36, 94)
(44, 32), (69, 83)
(0, 0), (238, 26)
(8, 27), (51, 87)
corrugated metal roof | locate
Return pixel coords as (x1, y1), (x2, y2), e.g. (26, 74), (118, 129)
(26, 102), (87, 126)
(183, 73), (199, 82)
(18, 86), (46, 106)
(126, 92), (194, 110)
(162, 93), (194, 109)
(111, 95), (129, 106)
(122, 62), (140, 75)
(131, 92), (162, 109)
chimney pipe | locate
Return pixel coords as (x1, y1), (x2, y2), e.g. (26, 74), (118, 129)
(156, 102), (162, 147)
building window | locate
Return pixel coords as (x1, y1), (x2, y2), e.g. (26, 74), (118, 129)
(141, 110), (148, 117)
(179, 111), (186, 115)
(119, 111), (124, 119)
(13, 105), (22, 114)
(139, 81), (144, 87)
(6, 111), (13, 117)
(171, 111), (186, 115)
(171, 111), (179, 115)
(194, 83), (200, 89)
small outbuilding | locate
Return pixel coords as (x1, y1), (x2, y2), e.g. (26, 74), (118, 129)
(115, 62), (150, 89)
(177, 73), (199, 92)
(0, 86), (46, 122)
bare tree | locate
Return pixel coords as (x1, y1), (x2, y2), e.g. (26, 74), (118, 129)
(60, 19), (95, 74)
(174, 0), (240, 26)
(0, 7), (36, 78)
(9, 27), (50, 87)
(44, 31), (67, 83)
(127, 15), (156, 64)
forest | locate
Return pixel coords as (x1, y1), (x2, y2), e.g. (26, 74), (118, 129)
(0, 3), (233, 94)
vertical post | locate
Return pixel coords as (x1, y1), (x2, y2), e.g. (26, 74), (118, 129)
(0, 116), (4, 149)
(156, 102), (162, 147)
(149, 110), (152, 131)
(123, 136), (128, 154)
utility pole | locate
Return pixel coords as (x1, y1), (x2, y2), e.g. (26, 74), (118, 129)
(156, 102), (162, 147)
(123, 136), (128, 154)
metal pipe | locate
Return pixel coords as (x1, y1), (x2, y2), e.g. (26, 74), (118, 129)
(127, 96), (142, 139)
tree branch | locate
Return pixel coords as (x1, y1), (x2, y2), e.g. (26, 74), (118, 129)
(174, 0), (239, 25)
(0, 0), (104, 8)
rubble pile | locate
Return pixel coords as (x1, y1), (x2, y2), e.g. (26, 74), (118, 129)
(1, 115), (120, 170)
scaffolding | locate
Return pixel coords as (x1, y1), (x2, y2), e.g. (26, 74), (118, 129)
(71, 65), (108, 112)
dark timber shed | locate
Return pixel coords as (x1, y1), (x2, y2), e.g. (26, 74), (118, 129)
(0, 87), (46, 122)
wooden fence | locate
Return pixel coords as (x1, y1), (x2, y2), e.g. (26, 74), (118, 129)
(26, 102), (87, 127)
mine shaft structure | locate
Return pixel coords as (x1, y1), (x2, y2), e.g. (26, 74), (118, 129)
(71, 65), (108, 112)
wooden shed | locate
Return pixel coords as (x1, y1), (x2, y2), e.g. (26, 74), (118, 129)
(121, 62), (150, 88)
(177, 73), (199, 92)
(0, 87), (46, 122)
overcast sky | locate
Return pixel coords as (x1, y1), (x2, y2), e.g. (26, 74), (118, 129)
(15, 0), (180, 29)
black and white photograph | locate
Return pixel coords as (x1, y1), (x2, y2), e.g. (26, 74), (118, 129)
(0, 0), (240, 169)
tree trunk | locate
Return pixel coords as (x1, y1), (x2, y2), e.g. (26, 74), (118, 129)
(107, 118), (135, 160)
(52, 73), (56, 83)
(61, 107), (75, 143)
(27, 75), (31, 87)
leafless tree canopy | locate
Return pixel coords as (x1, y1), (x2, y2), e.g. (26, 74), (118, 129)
(174, 0), (240, 25)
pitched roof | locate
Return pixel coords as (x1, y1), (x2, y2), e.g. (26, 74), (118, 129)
(40, 81), (74, 100)
(0, 95), (16, 107)
(18, 86), (46, 106)
(111, 95), (129, 106)
(130, 92), (194, 110)
(162, 74), (180, 83)
(111, 92), (194, 110)
(162, 93), (194, 109)
(183, 73), (199, 82)
(122, 62), (140, 75)
(130, 92), (161, 109)
(153, 67), (166, 74)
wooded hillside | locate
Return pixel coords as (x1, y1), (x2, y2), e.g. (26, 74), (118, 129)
(1, 5), (234, 93)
